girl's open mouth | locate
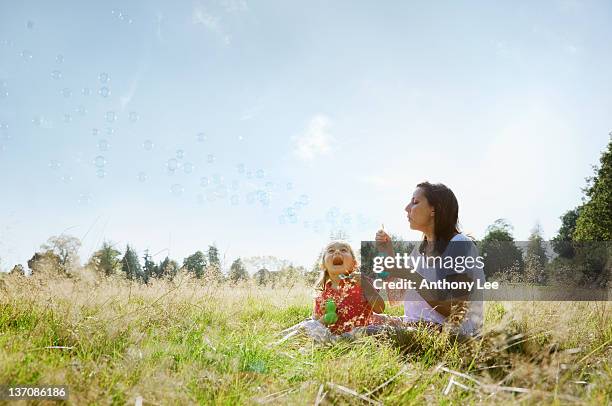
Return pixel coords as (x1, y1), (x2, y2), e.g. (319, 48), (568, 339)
(332, 256), (344, 266)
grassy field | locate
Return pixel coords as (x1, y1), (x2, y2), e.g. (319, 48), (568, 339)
(0, 270), (610, 405)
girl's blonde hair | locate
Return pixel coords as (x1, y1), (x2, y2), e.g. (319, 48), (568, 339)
(313, 240), (358, 292)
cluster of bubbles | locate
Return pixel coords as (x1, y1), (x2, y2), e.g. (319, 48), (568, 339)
(5, 21), (379, 234)
(98, 72), (111, 97)
(278, 193), (310, 225)
(94, 155), (107, 178)
(77, 192), (92, 205)
(110, 9), (134, 24)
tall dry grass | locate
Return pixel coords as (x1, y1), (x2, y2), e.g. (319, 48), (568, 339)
(0, 268), (610, 405)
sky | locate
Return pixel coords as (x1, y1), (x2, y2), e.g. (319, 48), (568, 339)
(0, 0), (611, 272)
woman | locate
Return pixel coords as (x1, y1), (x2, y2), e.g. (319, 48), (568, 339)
(375, 181), (485, 336)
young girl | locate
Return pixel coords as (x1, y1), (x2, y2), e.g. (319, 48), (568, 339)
(313, 240), (385, 334)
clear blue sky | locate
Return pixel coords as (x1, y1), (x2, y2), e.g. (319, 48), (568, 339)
(0, 1), (610, 272)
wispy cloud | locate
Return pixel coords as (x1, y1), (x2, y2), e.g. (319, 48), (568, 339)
(219, 0), (248, 13)
(293, 114), (334, 161)
(192, 3), (231, 45)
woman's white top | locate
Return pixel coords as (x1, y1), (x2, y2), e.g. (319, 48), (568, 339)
(403, 233), (484, 335)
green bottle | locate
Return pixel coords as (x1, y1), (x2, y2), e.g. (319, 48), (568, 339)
(323, 299), (338, 324)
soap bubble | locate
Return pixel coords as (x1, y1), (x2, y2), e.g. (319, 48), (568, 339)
(32, 116), (42, 126)
(105, 111), (116, 123)
(81, 87), (91, 96)
(215, 185), (227, 199)
(92, 128), (99, 136)
(98, 139), (109, 151)
(299, 194), (309, 205)
(197, 132), (207, 142)
(51, 70), (62, 80)
(21, 50), (33, 61)
(256, 190), (269, 204)
(246, 192), (255, 204)
(167, 158), (178, 171)
(76, 105), (87, 116)
(206, 154), (215, 164)
(212, 173), (222, 185)
(61, 174), (73, 183)
(200, 176), (209, 187)
(342, 213), (352, 225)
(105, 127), (114, 136)
(96, 168), (106, 178)
(176, 149), (184, 159)
(206, 190), (216, 202)
(237, 135), (244, 141)
(170, 184), (183, 196)
(326, 207), (340, 223)
(62, 114), (72, 123)
(255, 169), (264, 179)
(99, 72), (110, 83)
(98, 86), (110, 97)
(143, 140), (153, 150)
(284, 207), (296, 217)
(56, 54), (64, 63)
(78, 193), (91, 205)
(236, 163), (245, 173)
(246, 170), (252, 179)
(230, 195), (239, 205)
(183, 162), (194, 174)
(61, 88), (71, 98)
(26, 20), (34, 29)
(48, 160), (61, 170)
(94, 155), (106, 168)
(278, 215), (286, 225)
(231, 180), (240, 191)
(288, 213), (298, 224)
(286, 182), (293, 191)
(128, 111), (139, 123)
(137, 172), (147, 182)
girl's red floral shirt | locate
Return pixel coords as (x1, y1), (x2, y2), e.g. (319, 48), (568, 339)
(314, 277), (373, 334)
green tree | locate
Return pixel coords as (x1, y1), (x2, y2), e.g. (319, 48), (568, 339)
(143, 250), (158, 281)
(183, 250), (207, 278)
(524, 223), (548, 284)
(208, 245), (221, 269)
(121, 245), (142, 281)
(89, 241), (121, 276)
(229, 258), (248, 283)
(552, 208), (581, 258)
(158, 256), (179, 280)
(478, 219), (524, 279)
(27, 251), (61, 276)
(205, 245), (223, 281)
(574, 139), (612, 242)
(254, 268), (271, 286)
(41, 234), (81, 273)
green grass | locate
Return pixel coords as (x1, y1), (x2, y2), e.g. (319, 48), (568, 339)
(0, 271), (610, 405)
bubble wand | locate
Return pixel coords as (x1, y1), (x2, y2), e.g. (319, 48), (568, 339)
(376, 223), (390, 279)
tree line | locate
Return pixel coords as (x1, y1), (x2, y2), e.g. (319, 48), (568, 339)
(3, 139), (610, 288)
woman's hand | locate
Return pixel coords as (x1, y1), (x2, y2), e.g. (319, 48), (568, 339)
(375, 229), (394, 256)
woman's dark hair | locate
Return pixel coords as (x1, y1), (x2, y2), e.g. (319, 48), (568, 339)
(417, 181), (460, 256)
